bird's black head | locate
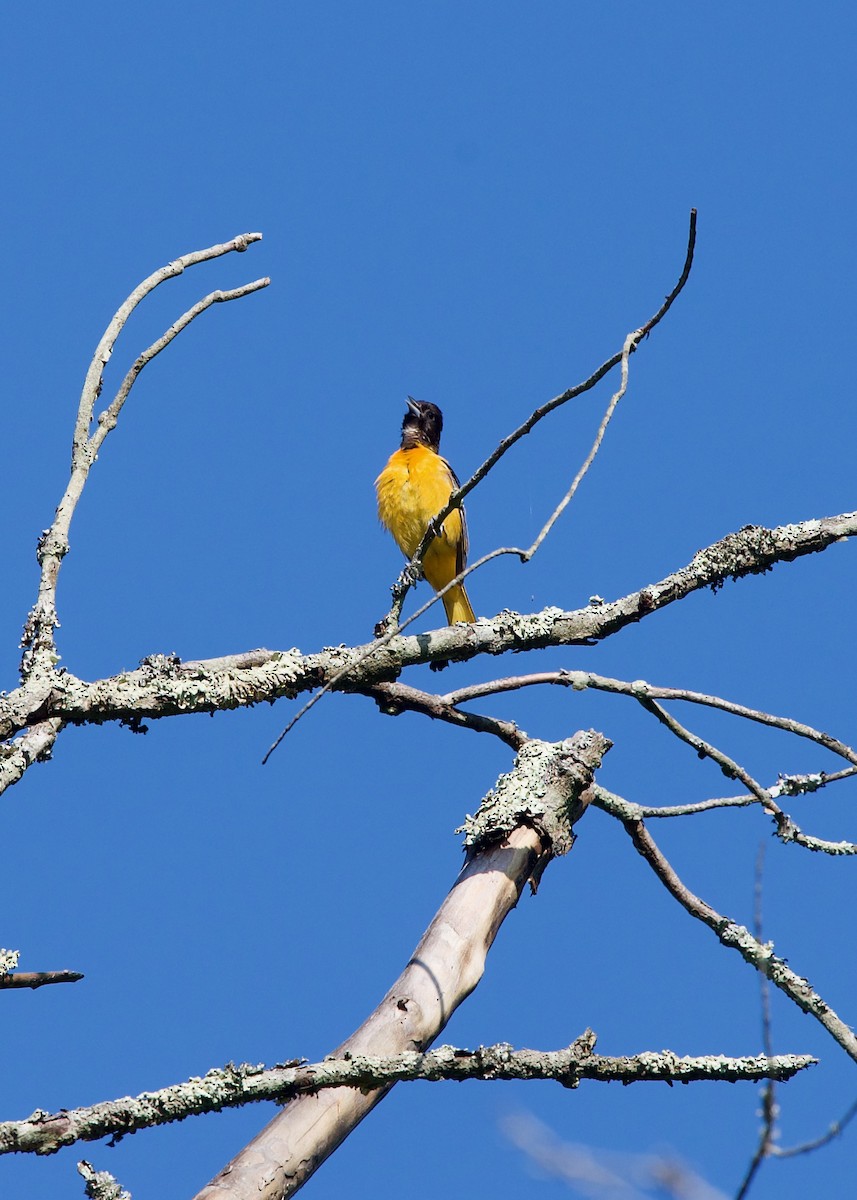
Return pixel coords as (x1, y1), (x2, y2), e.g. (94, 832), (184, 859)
(401, 397), (443, 451)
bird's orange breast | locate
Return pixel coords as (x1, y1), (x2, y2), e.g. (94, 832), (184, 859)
(375, 445), (464, 558)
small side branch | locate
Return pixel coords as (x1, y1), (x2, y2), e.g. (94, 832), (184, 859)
(78, 1161), (131, 1200)
(0, 969), (83, 991)
(359, 680), (528, 749)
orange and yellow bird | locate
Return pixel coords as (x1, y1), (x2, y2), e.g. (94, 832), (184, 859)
(376, 398), (475, 624)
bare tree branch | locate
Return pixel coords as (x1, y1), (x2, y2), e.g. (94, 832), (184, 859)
(771, 1093), (857, 1158)
(3, 1040), (813, 1158)
(20, 234), (268, 681)
(0, 718), (62, 793)
(0, 969), (83, 991)
(360, 679), (528, 749)
(78, 1160), (131, 1200)
(634, 697), (857, 855)
(444, 670), (857, 771)
(3, 509), (854, 784)
(596, 787), (857, 1064)
(630, 768), (857, 819)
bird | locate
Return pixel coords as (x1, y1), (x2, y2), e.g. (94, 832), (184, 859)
(376, 398), (476, 624)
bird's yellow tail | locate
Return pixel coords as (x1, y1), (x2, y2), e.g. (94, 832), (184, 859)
(442, 584), (475, 624)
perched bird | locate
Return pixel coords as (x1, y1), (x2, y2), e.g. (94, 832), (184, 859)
(376, 398), (475, 624)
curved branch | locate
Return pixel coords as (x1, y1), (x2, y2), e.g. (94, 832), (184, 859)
(21, 235), (268, 680)
(597, 787), (857, 1064)
(387, 210), (698, 622)
(358, 680), (527, 749)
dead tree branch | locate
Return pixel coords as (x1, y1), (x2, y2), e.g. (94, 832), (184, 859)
(3, 1039), (813, 1158)
(20, 234), (268, 682)
(595, 787), (857, 1064)
(2, 510), (854, 791)
(0, 969), (83, 991)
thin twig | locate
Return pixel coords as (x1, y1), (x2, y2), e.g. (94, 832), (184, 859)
(735, 842), (777, 1200)
(444, 670), (857, 771)
(387, 208), (698, 623)
(359, 681), (527, 750)
(637, 696), (857, 855)
(635, 768), (857, 818)
(90, 278), (270, 456)
(771, 1093), (857, 1158)
(73, 232), (262, 462)
(524, 330), (636, 559)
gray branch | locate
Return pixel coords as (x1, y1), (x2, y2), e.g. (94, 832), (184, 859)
(596, 786), (857, 1065)
(2, 511), (855, 784)
(78, 1160), (131, 1200)
(19, 234), (268, 683)
(3, 1039), (813, 1159)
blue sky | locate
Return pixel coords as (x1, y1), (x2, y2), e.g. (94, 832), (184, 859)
(3, 4), (856, 1198)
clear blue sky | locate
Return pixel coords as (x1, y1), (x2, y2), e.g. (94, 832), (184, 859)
(3, 4), (856, 1198)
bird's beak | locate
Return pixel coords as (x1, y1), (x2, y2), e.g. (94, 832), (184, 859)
(406, 397), (421, 417)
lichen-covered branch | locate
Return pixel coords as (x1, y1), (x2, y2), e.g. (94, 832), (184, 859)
(2, 510), (854, 782)
(78, 1161), (131, 1200)
(3, 1039), (813, 1158)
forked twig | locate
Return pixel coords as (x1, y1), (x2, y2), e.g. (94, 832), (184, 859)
(21, 234), (268, 680)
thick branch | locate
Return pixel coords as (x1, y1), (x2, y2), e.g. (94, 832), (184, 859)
(3, 511), (854, 765)
(2, 1040), (813, 1158)
(192, 731), (609, 1200)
